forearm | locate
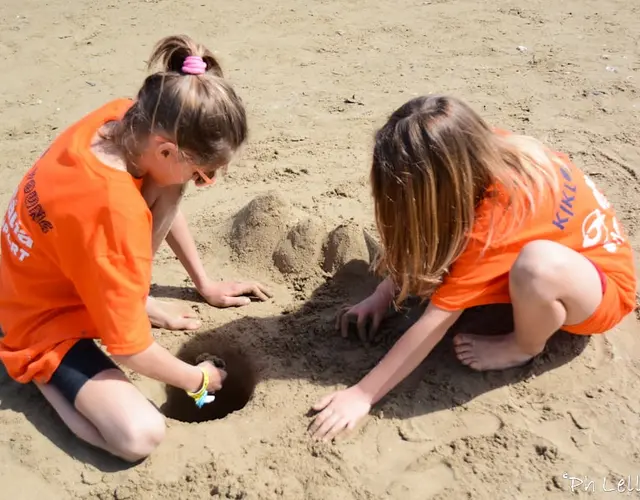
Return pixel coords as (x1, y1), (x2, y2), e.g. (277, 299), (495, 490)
(113, 341), (202, 392)
(166, 209), (208, 289)
(357, 306), (462, 404)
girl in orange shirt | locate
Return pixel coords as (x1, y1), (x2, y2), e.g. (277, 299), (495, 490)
(0, 35), (269, 462)
(310, 94), (636, 441)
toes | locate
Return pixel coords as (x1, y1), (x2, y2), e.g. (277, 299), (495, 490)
(454, 344), (473, 355)
(180, 305), (199, 319)
(456, 351), (476, 363)
(453, 334), (474, 347)
(467, 361), (483, 371)
(458, 354), (481, 370)
(183, 318), (202, 330)
(168, 317), (202, 331)
(170, 302), (198, 318)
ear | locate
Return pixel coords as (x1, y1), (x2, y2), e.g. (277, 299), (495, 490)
(152, 138), (179, 163)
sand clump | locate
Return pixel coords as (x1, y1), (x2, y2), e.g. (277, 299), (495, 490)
(321, 223), (372, 274)
(272, 217), (326, 274)
(195, 353), (227, 370)
(229, 191), (295, 266)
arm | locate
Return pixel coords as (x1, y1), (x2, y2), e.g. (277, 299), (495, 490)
(113, 342), (203, 392)
(357, 303), (462, 404)
(311, 302), (463, 440)
(166, 209), (208, 289)
(167, 209), (272, 307)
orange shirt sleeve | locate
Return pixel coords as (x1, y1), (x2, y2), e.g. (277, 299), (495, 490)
(55, 198), (154, 356)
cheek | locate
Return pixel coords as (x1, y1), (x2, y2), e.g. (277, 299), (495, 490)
(151, 162), (190, 186)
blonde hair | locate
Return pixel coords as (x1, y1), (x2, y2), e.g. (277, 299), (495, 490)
(108, 35), (247, 168)
(371, 95), (559, 305)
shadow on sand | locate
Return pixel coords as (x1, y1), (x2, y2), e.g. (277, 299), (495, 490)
(159, 259), (590, 423)
(0, 259), (589, 468)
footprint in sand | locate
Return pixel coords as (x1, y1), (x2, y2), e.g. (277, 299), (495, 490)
(359, 412), (502, 498)
(396, 410), (503, 444)
(386, 460), (455, 499)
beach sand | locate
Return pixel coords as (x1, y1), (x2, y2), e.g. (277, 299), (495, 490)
(1, 0), (639, 498)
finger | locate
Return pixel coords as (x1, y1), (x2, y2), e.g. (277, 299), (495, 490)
(340, 308), (352, 338)
(232, 282), (269, 301)
(248, 284), (270, 302)
(313, 413), (342, 441)
(370, 313), (383, 339)
(221, 295), (252, 307)
(255, 283), (273, 299)
(308, 408), (332, 435)
(312, 393), (334, 412)
(356, 314), (368, 344)
(324, 417), (350, 442)
(335, 306), (349, 332)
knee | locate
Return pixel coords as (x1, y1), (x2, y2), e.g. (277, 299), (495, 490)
(114, 411), (166, 463)
(510, 240), (568, 293)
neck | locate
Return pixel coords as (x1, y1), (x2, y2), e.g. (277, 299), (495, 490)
(94, 122), (144, 178)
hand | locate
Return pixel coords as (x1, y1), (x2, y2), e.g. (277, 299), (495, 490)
(336, 290), (392, 343)
(309, 385), (372, 441)
(197, 279), (272, 308)
(197, 360), (227, 392)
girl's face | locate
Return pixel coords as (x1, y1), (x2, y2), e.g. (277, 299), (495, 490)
(140, 138), (223, 188)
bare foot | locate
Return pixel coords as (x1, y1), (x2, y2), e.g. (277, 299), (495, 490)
(146, 297), (202, 331)
(453, 333), (534, 371)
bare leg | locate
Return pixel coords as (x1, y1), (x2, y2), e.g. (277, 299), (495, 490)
(141, 179), (201, 330)
(36, 369), (165, 462)
(36, 382), (122, 457)
(453, 240), (603, 371)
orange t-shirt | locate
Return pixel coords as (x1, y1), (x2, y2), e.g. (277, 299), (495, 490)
(431, 142), (637, 326)
(0, 99), (154, 384)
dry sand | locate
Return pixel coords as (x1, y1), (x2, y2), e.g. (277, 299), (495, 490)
(1, 0), (640, 498)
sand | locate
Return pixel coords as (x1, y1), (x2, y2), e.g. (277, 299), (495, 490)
(1, 0), (639, 498)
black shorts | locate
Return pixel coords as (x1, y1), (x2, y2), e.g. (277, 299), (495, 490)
(48, 339), (120, 405)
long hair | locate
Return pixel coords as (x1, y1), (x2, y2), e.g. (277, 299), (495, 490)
(371, 95), (559, 305)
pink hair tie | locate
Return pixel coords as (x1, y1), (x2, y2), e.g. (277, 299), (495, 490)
(182, 56), (207, 75)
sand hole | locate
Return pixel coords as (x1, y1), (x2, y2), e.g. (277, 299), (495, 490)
(162, 338), (259, 423)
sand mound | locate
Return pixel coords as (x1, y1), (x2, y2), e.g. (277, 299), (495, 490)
(228, 191), (295, 265)
(272, 217), (326, 274)
(321, 223), (371, 274)
(229, 195), (373, 279)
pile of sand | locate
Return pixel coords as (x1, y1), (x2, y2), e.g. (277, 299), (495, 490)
(228, 192), (379, 284)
